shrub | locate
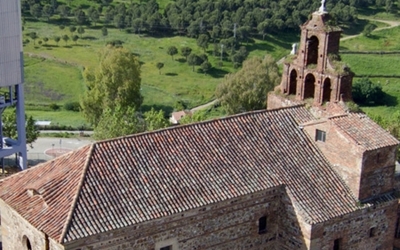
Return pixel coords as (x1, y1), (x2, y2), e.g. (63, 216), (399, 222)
(64, 101), (80, 112)
(49, 103), (60, 110)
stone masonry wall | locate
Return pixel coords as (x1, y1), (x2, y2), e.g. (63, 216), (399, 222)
(0, 199), (64, 250)
(65, 186), (307, 250)
(309, 200), (398, 250)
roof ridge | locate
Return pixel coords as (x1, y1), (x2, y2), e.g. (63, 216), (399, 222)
(59, 144), (95, 243)
(95, 105), (308, 145)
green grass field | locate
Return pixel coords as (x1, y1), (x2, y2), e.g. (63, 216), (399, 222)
(341, 26), (400, 51)
(341, 54), (400, 76)
(358, 77), (400, 119)
(22, 17), (295, 126)
(20, 3), (400, 127)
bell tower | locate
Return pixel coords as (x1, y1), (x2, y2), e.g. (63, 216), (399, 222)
(279, 0), (353, 106)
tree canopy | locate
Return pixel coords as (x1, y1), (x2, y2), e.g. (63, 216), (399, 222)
(215, 55), (280, 114)
(352, 77), (384, 105)
(2, 109), (39, 147)
(94, 105), (145, 140)
(81, 46), (143, 126)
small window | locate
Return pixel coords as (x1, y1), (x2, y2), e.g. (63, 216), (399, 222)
(258, 216), (267, 234)
(315, 129), (326, 142)
(333, 238), (341, 250)
(369, 227), (376, 237)
(395, 218), (400, 238)
(22, 235), (32, 250)
(160, 246), (172, 250)
(376, 153), (380, 163)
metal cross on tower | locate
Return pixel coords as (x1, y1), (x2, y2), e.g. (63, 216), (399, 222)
(319, 0), (327, 13)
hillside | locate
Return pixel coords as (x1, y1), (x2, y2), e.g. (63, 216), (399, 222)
(18, 0), (400, 128)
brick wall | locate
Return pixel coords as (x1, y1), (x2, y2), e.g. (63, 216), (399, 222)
(65, 186), (307, 250)
(302, 120), (364, 199)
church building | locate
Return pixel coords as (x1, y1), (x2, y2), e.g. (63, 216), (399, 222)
(1, 2), (400, 250)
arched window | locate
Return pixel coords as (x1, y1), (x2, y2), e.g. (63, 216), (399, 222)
(289, 70), (297, 95)
(322, 78), (331, 102)
(22, 235), (32, 250)
(304, 74), (315, 99)
(306, 36), (319, 66)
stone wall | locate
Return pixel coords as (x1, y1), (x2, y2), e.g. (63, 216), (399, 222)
(309, 200), (397, 250)
(65, 186), (307, 250)
(266, 93), (302, 110)
(360, 147), (397, 199)
(0, 199), (64, 250)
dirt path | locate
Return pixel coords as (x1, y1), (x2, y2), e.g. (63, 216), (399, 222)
(190, 99), (218, 112)
(341, 18), (400, 41)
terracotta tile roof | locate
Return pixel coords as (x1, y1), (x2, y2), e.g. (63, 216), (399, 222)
(0, 106), (360, 244)
(330, 113), (399, 150)
(0, 145), (93, 242)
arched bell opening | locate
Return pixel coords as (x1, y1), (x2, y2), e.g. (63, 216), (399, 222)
(289, 69), (297, 95)
(322, 78), (332, 103)
(306, 36), (319, 66)
(304, 74), (315, 99)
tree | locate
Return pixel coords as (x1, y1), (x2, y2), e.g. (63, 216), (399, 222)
(74, 9), (86, 25)
(69, 25), (77, 36)
(42, 5), (54, 21)
(72, 35), (79, 44)
(197, 34), (209, 52)
(81, 46), (143, 126)
(114, 14), (125, 30)
(187, 54), (201, 72)
(29, 32), (38, 45)
(26, 116), (40, 147)
(62, 34), (69, 45)
(181, 46), (192, 61)
(215, 55), (280, 114)
(57, 5), (70, 19)
(362, 23), (377, 37)
(101, 26), (108, 40)
(167, 46), (178, 60)
(179, 110), (207, 125)
(30, 4), (42, 19)
(2, 109), (39, 148)
(94, 105), (145, 140)
(77, 26), (85, 38)
(201, 61), (212, 74)
(43, 37), (49, 44)
(144, 108), (169, 131)
(132, 18), (144, 34)
(352, 77), (384, 105)
(88, 6), (100, 26)
(385, 0), (393, 13)
(156, 62), (164, 75)
(102, 0), (113, 6)
(54, 36), (61, 45)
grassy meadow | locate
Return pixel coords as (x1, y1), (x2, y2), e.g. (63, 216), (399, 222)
(339, 23), (400, 119)
(22, 17), (296, 127)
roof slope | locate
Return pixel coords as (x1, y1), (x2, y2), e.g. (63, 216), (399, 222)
(0, 106), (361, 244)
(330, 113), (399, 150)
(0, 145), (92, 242)
(63, 106), (358, 242)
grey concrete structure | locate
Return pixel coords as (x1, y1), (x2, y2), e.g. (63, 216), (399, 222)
(0, 0), (27, 169)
